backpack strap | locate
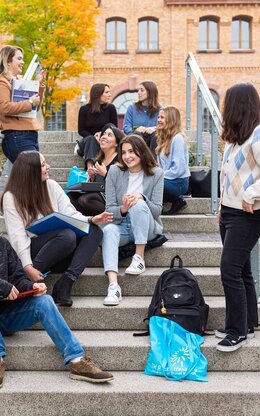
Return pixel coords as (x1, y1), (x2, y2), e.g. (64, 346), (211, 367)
(170, 255), (183, 269)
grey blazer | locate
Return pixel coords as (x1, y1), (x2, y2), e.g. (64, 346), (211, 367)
(105, 165), (164, 235)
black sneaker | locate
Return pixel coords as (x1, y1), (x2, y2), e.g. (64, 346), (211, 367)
(215, 327), (254, 339)
(164, 198), (188, 215)
(216, 334), (247, 352)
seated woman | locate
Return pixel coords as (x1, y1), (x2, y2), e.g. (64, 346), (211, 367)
(123, 81), (161, 153)
(76, 83), (118, 161)
(1, 151), (113, 307)
(101, 135), (164, 306)
(156, 106), (190, 215)
(0, 237), (113, 387)
(69, 123), (124, 216)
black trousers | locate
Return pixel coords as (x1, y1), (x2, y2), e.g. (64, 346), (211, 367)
(219, 205), (260, 336)
(30, 225), (103, 281)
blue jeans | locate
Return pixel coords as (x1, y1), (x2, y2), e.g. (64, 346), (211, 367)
(2, 130), (39, 163)
(102, 200), (157, 273)
(163, 177), (189, 202)
(0, 295), (84, 364)
(219, 205), (260, 336)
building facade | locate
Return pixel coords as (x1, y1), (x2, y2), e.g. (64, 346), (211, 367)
(63, 0), (260, 131)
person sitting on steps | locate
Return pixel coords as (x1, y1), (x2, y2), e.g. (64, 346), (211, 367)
(101, 135), (164, 306)
(68, 123), (124, 216)
(1, 151), (113, 307)
(156, 106), (190, 215)
(0, 236), (113, 388)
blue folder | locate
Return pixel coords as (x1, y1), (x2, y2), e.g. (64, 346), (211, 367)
(27, 212), (90, 238)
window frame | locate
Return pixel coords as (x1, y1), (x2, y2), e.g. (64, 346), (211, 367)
(198, 16), (220, 52)
(137, 17), (160, 53)
(105, 17), (127, 53)
(231, 16), (252, 51)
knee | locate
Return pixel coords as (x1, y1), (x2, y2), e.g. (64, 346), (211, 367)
(129, 199), (149, 214)
(34, 294), (56, 311)
(59, 229), (77, 251)
(90, 223), (103, 243)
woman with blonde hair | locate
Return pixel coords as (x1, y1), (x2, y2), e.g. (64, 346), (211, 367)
(156, 106), (190, 214)
(0, 45), (46, 162)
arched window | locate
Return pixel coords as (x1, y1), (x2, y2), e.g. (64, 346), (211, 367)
(231, 16), (251, 49)
(199, 17), (219, 50)
(106, 18), (126, 51)
(112, 91), (138, 129)
(138, 18), (159, 51)
(202, 90), (219, 135)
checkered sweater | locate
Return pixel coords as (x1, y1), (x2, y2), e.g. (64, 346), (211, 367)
(220, 124), (260, 210)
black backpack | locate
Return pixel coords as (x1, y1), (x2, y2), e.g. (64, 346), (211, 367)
(147, 255), (209, 335)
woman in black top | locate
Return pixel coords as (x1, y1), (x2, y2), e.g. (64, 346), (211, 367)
(69, 123), (124, 216)
(76, 83), (118, 161)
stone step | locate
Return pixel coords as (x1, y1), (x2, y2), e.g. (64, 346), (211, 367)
(1, 371), (260, 416)
(88, 241), (223, 268)
(44, 266), (223, 297)
(38, 131), (80, 143)
(44, 154), (84, 168)
(49, 296), (227, 330)
(0, 214), (219, 234)
(5, 330), (260, 372)
(40, 141), (76, 154)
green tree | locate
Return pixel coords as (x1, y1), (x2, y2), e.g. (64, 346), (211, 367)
(0, 0), (100, 124)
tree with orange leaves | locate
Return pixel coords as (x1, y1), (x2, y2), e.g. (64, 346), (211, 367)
(0, 0), (100, 124)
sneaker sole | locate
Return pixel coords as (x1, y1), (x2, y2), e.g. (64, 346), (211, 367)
(125, 268), (146, 276)
(70, 374), (114, 383)
(216, 339), (247, 352)
(215, 330), (255, 339)
(103, 296), (122, 306)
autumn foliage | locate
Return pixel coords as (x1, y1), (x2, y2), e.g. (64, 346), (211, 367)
(0, 0), (100, 120)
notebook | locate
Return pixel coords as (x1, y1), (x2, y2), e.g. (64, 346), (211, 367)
(11, 79), (39, 118)
(27, 212), (90, 237)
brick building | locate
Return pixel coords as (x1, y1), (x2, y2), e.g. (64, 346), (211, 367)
(61, 0), (260, 131)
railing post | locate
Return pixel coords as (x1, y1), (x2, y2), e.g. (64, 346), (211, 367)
(251, 241), (259, 298)
(196, 87), (203, 165)
(186, 62), (191, 131)
(211, 126), (218, 214)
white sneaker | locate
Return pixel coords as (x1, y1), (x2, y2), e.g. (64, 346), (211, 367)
(125, 255), (146, 275)
(103, 283), (122, 306)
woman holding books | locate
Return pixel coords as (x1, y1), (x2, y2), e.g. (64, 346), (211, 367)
(0, 45), (46, 163)
(69, 123), (124, 215)
(101, 135), (164, 306)
(1, 151), (113, 307)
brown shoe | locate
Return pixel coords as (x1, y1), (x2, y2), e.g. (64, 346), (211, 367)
(0, 360), (5, 388)
(70, 356), (114, 383)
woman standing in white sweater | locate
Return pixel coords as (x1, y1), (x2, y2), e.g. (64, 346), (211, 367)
(216, 83), (260, 352)
(1, 151), (113, 307)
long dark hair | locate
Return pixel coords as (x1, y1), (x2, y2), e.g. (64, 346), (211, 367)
(94, 123), (125, 165)
(118, 134), (158, 176)
(1, 151), (53, 226)
(88, 83), (109, 113)
(135, 81), (160, 117)
(221, 83), (260, 145)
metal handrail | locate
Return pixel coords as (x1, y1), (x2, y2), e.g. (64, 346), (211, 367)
(186, 52), (222, 134)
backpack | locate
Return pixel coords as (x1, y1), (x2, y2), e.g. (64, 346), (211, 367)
(146, 255), (209, 335)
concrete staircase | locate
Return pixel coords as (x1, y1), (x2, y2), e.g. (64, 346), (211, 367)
(1, 132), (260, 415)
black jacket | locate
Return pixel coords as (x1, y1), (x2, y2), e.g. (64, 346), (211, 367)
(0, 237), (33, 300)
